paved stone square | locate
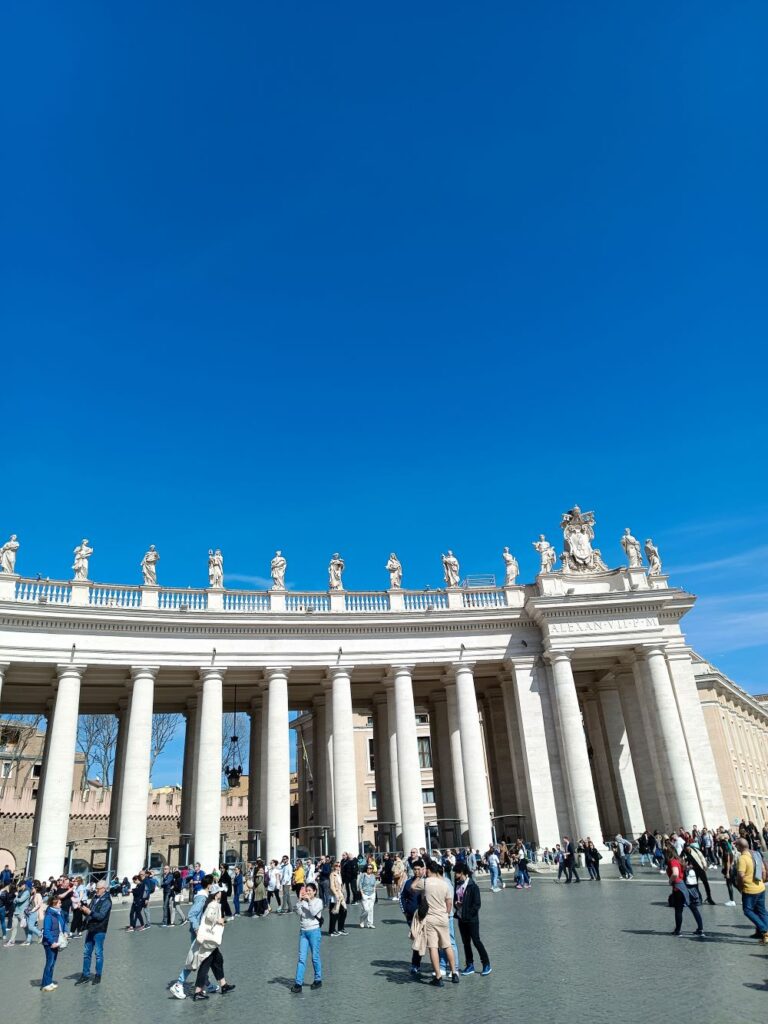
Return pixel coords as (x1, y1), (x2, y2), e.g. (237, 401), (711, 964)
(2, 874), (766, 1023)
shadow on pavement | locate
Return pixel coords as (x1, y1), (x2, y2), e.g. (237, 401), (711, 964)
(268, 976), (297, 990)
(370, 960), (421, 985)
(623, 928), (754, 945)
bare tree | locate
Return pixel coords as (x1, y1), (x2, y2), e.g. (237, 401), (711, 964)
(77, 714), (119, 786)
(151, 713), (182, 777)
(0, 713), (45, 789)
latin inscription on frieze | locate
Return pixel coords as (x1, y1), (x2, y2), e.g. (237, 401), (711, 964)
(548, 617), (656, 635)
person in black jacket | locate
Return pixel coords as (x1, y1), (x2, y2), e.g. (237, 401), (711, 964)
(340, 854), (359, 905)
(453, 865), (491, 976)
(75, 879), (112, 985)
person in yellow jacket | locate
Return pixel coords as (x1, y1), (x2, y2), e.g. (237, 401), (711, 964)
(292, 862), (306, 903)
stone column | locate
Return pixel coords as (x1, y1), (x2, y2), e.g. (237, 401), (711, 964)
(621, 666), (670, 828)
(453, 662), (493, 850)
(259, 682), (270, 856)
(31, 705), (54, 851)
(429, 691), (456, 823)
(372, 692), (395, 834)
(546, 651), (602, 842)
(0, 662), (8, 711)
(484, 687), (518, 822)
(636, 646), (702, 828)
(598, 687), (645, 837)
(503, 659), (559, 848)
(34, 664), (85, 880)
(248, 695), (263, 839)
(116, 666), (158, 877)
(665, 649), (728, 827)
(323, 682), (335, 835)
(445, 681), (469, 841)
(107, 702), (129, 855)
(329, 666), (359, 856)
(265, 667), (291, 862)
(312, 694), (328, 835)
(425, 698), (445, 824)
(392, 665), (426, 854)
(385, 681), (402, 844)
(193, 667), (225, 870)
(180, 698), (198, 843)
(581, 693), (622, 838)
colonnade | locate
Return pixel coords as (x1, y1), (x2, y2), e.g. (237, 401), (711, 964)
(18, 638), (727, 882)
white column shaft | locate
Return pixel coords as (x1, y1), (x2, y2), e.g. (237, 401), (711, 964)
(116, 667), (157, 876)
(454, 663), (493, 850)
(642, 648), (701, 828)
(259, 684), (270, 855)
(331, 669), (359, 856)
(265, 669), (290, 863)
(549, 653), (603, 841)
(385, 684), (402, 835)
(598, 688), (645, 836)
(193, 668), (224, 870)
(505, 662), (559, 848)
(34, 666), (83, 879)
(393, 667), (426, 854)
(248, 700), (262, 833)
(445, 683), (469, 836)
(323, 688), (335, 831)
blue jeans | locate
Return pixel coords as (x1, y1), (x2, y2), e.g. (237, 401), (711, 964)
(438, 914), (460, 972)
(83, 931), (106, 976)
(489, 865), (500, 890)
(295, 927), (322, 985)
(26, 915), (42, 940)
(42, 945), (59, 987)
(0, 906), (6, 938)
(742, 891), (768, 934)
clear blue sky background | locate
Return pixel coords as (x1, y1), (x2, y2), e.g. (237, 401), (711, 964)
(3, 3), (766, 784)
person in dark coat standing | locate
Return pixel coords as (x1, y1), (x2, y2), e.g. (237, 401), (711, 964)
(453, 865), (491, 976)
(75, 879), (112, 985)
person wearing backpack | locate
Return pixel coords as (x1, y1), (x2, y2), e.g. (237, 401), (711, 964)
(290, 882), (323, 994)
(614, 835), (634, 879)
(734, 837), (768, 943)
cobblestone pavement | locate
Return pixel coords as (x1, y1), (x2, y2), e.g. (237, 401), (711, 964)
(1, 872), (766, 1023)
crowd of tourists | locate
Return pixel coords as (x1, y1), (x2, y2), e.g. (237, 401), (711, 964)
(2, 815), (767, 996)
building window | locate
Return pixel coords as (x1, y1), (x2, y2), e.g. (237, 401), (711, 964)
(417, 736), (432, 769)
(366, 716), (374, 727)
(415, 714), (429, 725)
(369, 789), (377, 810)
(367, 738), (375, 773)
(421, 788), (435, 805)
(1, 762), (11, 779)
(32, 763), (42, 778)
(227, 796), (233, 807)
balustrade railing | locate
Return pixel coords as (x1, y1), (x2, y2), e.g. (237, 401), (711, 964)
(4, 579), (511, 614)
(344, 592), (390, 612)
(462, 589), (506, 609)
(285, 593), (332, 612)
(223, 591), (270, 612)
(15, 579), (72, 604)
(157, 588), (209, 611)
(90, 584), (142, 608)
(403, 591), (449, 610)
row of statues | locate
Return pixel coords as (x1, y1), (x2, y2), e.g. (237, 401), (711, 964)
(0, 509), (664, 587)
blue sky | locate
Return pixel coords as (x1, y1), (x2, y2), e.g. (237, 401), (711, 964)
(3, 3), (766, 783)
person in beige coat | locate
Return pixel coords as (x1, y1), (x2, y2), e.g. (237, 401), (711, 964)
(328, 863), (348, 936)
(184, 890), (236, 1001)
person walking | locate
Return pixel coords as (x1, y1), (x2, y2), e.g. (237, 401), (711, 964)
(279, 856), (293, 914)
(185, 889), (235, 1001)
(358, 862), (377, 928)
(40, 894), (66, 992)
(127, 875), (146, 931)
(614, 835), (634, 879)
(666, 843), (705, 938)
(161, 866), (176, 927)
(74, 878), (112, 985)
(684, 841), (715, 905)
(171, 869), (187, 924)
(218, 865), (234, 919)
(291, 861), (305, 906)
(23, 883), (44, 944)
(290, 882), (323, 993)
(411, 859), (460, 988)
(392, 854), (406, 899)
(341, 853), (359, 905)
(562, 837), (581, 883)
(170, 874), (213, 999)
(232, 866), (244, 917)
(250, 862), (268, 917)
(453, 864), (491, 976)
(400, 858), (426, 976)
(717, 829), (737, 907)
(734, 837), (768, 943)
(317, 856), (332, 908)
(4, 881), (31, 945)
(266, 860), (281, 912)
(69, 877), (88, 937)
(0, 880), (13, 941)
(584, 841), (602, 881)
(328, 861), (348, 936)
(487, 848), (502, 893)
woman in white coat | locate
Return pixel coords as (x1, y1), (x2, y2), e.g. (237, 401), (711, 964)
(185, 890), (236, 1001)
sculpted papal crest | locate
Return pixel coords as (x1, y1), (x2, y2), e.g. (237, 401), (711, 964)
(560, 505), (609, 574)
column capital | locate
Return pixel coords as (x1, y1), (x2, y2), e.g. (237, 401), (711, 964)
(388, 663), (415, 678)
(265, 665), (291, 682)
(129, 665), (159, 682)
(450, 660), (475, 675)
(199, 665), (227, 683)
(326, 664), (353, 681)
(635, 643), (666, 659)
(0, 662), (10, 680)
(117, 695), (130, 712)
(504, 654), (537, 673)
(543, 649), (574, 665)
(56, 663), (87, 680)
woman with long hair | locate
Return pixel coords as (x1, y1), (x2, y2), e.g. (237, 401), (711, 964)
(70, 876), (88, 936)
(185, 890), (236, 1001)
(328, 861), (347, 936)
(23, 883), (44, 944)
(666, 841), (705, 937)
(250, 861), (268, 917)
(4, 881), (30, 946)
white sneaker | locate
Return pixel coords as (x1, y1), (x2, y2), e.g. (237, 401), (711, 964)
(359, 923), (365, 928)
(724, 900), (736, 907)
(170, 983), (186, 1000)
(42, 983), (58, 991)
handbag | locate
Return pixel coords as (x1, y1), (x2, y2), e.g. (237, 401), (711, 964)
(57, 932), (69, 949)
(417, 889), (429, 920)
